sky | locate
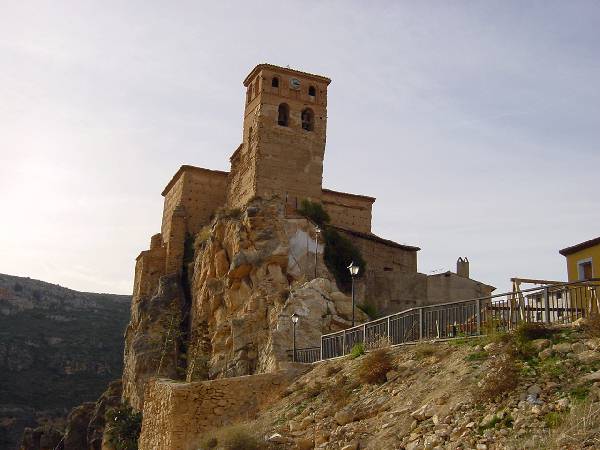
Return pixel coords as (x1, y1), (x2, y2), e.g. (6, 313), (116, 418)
(0, 1), (598, 295)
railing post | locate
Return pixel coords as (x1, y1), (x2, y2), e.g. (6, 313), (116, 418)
(476, 298), (481, 335)
(418, 307), (424, 341)
(342, 330), (346, 356)
(320, 336), (323, 361)
(544, 287), (551, 324)
(387, 316), (391, 344)
(363, 323), (367, 345)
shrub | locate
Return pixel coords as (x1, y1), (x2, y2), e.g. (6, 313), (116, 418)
(570, 385), (590, 402)
(357, 302), (378, 319)
(194, 226), (212, 249)
(475, 354), (520, 402)
(583, 313), (600, 338)
(515, 322), (553, 343)
(105, 405), (142, 450)
(13, 282), (23, 292)
(545, 411), (564, 428)
(357, 348), (393, 384)
(297, 199), (330, 227)
(325, 364), (342, 376)
(465, 351), (488, 362)
(350, 342), (365, 359)
(196, 424), (261, 450)
(414, 343), (438, 359)
(323, 228), (366, 293)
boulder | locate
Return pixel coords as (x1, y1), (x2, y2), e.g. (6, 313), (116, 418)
(335, 410), (354, 425)
(577, 350), (600, 365)
(582, 370), (600, 382)
(531, 339), (551, 352)
(411, 403), (436, 421)
(553, 343), (572, 354)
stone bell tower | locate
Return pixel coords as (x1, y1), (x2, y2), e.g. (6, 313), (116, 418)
(227, 64), (331, 208)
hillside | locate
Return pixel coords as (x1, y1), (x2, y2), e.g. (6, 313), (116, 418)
(143, 320), (600, 449)
(0, 273), (130, 450)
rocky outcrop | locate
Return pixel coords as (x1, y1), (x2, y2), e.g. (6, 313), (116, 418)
(63, 403), (95, 450)
(122, 198), (369, 410)
(122, 274), (186, 411)
(20, 426), (63, 450)
(87, 380), (122, 450)
(187, 198), (367, 380)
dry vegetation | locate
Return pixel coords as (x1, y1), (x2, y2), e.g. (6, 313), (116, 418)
(356, 348), (393, 384)
(194, 423), (264, 450)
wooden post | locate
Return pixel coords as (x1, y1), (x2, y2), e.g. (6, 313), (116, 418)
(544, 287), (551, 324)
(476, 298), (481, 335)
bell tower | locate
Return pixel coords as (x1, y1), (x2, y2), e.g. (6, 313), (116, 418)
(227, 64), (331, 208)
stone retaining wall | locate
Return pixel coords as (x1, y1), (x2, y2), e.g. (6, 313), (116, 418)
(138, 370), (301, 450)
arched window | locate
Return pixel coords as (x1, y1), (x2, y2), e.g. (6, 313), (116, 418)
(272, 77), (279, 88)
(301, 108), (314, 131)
(277, 103), (289, 127)
(308, 85), (316, 97)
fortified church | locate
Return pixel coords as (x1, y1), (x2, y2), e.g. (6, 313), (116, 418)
(135, 63), (493, 316)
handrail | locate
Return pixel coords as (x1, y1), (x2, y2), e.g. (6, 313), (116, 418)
(318, 278), (600, 361)
(321, 278), (600, 339)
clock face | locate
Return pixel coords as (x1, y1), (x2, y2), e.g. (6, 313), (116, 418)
(289, 78), (301, 90)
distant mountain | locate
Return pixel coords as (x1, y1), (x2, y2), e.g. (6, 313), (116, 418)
(0, 273), (130, 450)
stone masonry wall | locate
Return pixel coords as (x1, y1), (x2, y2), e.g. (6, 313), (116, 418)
(138, 370), (300, 450)
(322, 189), (374, 234)
(161, 166), (229, 243)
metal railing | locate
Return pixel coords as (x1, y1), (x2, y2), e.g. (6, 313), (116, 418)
(317, 279), (600, 361)
(286, 347), (321, 364)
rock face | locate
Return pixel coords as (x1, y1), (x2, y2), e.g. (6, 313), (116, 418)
(0, 273), (130, 450)
(187, 198), (367, 380)
(19, 380), (122, 450)
(122, 275), (186, 411)
(122, 198), (369, 410)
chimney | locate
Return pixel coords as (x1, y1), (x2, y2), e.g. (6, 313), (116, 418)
(457, 257), (469, 278)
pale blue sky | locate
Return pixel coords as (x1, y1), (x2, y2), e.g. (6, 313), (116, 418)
(1, 1), (598, 294)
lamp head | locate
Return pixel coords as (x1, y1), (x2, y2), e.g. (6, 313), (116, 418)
(291, 313), (299, 324)
(348, 261), (359, 276)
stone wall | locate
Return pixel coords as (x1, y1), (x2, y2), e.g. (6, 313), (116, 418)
(427, 272), (494, 304)
(138, 370), (301, 450)
(338, 227), (419, 273)
(322, 189), (374, 234)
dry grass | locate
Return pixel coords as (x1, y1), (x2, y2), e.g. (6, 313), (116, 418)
(194, 423), (262, 450)
(414, 343), (438, 359)
(324, 374), (355, 407)
(583, 313), (600, 338)
(514, 400), (600, 449)
(357, 348), (394, 384)
(474, 354), (520, 402)
(365, 335), (391, 351)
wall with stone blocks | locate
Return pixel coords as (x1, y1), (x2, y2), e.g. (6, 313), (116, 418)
(133, 245), (166, 301)
(427, 272), (494, 304)
(138, 370), (299, 450)
(161, 166), (229, 243)
(322, 189), (374, 234)
(339, 229), (418, 274)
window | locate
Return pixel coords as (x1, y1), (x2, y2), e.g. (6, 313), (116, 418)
(308, 85), (316, 97)
(272, 77), (279, 88)
(578, 259), (593, 280)
(246, 86), (252, 104)
(277, 103), (289, 127)
(301, 108), (314, 131)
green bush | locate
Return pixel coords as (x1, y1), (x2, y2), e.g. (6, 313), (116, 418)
(323, 228), (366, 292)
(350, 342), (365, 359)
(357, 303), (378, 319)
(297, 199), (330, 226)
(106, 405), (142, 450)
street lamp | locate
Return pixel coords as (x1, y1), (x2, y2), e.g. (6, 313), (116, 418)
(348, 262), (360, 326)
(291, 313), (299, 362)
(314, 226), (321, 279)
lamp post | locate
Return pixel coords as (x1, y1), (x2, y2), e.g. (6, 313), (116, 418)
(291, 313), (299, 362)
(314, 226), (321, 279)
(348, 262), (359, 326)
